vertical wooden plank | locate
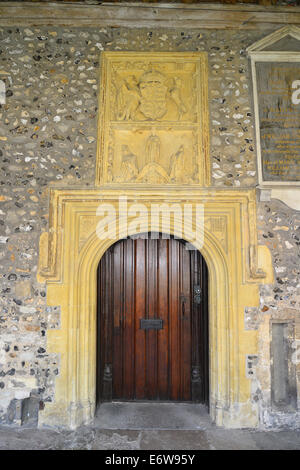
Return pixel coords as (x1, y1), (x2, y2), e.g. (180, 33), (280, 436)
(191, 250), (209, 404)
(135, 238), (146, 399)
(146, 237), (158, 399)
(123, 238), (135, 399)
(157, 238), (169, 400)
(180, 242), (192, 401)
(191, 249), (202, 402)
(169, 238), (180, 400)
(112, 241), (123, 398)
(97, 248), (114, 402)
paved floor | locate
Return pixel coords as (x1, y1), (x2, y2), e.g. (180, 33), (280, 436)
(0, 403), (300, 450)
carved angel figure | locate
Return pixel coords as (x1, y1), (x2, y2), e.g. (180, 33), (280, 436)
(169, 77), (187, 120)
(169, 145), (185, 182)
(116, 75), (140, 121)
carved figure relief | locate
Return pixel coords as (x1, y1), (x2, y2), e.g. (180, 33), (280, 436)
(137, 134), (170, 184)
(113, 135), (196, 184)
(96, 52), (210, 186)
(116, 75), (140, 121)
(114, 145), (139, 183)
(170, 145), (187, 182)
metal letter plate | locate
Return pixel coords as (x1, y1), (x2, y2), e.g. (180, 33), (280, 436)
(140, 318), (163, 330)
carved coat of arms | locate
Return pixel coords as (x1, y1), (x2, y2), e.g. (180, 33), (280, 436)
(115, 69), (185, 122)
(138, 71), (168, 120)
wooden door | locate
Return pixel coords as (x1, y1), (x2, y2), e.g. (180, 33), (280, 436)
(97, 234), (209, 404)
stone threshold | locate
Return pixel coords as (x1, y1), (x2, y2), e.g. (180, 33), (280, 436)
(95, 402), (213, 430)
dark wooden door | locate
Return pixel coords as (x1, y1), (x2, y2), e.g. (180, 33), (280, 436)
(97, 234), (208, 404)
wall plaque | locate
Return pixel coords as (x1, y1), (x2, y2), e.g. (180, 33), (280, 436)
(96, 52), (210, 187)
(248, 26), (300, 190)
(256, 62), (300, 182)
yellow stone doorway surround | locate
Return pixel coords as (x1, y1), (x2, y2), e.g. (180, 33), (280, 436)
(37, 186), (273, 429)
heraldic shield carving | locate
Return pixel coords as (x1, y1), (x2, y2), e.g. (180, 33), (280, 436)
(96, 52), (210, 186)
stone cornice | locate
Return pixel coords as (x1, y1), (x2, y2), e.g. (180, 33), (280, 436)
(0, 2), (300, 29)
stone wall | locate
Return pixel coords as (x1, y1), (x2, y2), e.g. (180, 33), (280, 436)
(0, 25), (299, 428)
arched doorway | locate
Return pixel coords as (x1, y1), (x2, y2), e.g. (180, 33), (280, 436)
(96, 233), (209, 406)
(37, 188), (272, 429)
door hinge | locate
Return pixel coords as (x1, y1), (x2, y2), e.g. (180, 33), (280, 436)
(193, 285), (202, 304)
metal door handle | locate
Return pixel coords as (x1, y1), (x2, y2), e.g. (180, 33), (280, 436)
(180, 294), (188, 316)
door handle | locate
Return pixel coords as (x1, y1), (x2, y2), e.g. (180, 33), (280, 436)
(180, 294), (188, 317)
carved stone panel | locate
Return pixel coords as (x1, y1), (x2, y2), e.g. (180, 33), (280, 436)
(96, 52), (210, 186)
(205, 216), (228, 254)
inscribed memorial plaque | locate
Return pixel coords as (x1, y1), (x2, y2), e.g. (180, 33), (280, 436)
(256, 62), (300, 182)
